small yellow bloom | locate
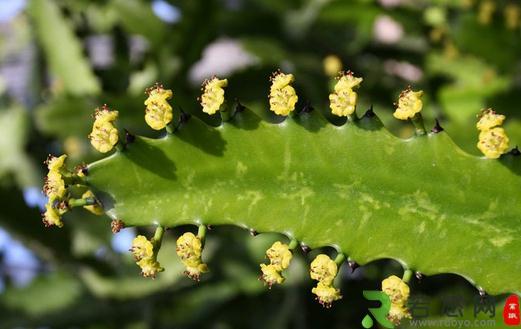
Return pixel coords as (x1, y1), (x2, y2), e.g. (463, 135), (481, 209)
(89, 106), (119, 153)
(44, 171), (65, 199)
(42, 201), (63, 228)
(260, 264), (285, 286)
(476, 108), (505, 131)
(43, 154), (67, 200)
(388, 303), (412, 325)
(176, 232), (208, 280)
(505, 4), (520, 30)
(137, 258), (164, 278)
(266, 241), (292, 271)
(382, 275), (410, 304)
(200, 77), (228, 115)
(312, 282), (342, 307)
(329, 72), (363, 117)
(144, 84), (173, 130)
(393, 88), (424, 120)
(46, 154), (67, 172)
(323, 55), (342, 77)
(478, 127), (510, 159)
(269, 71), (298, 116)
(259, 241), (293, 287)
(310, 254), (338, 285)
(81, 190), (104, 215)
(131, 235), (154, 261)
(382, 275), (412, 325)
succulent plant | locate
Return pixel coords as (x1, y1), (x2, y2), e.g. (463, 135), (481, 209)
(40, 71), (520, 323)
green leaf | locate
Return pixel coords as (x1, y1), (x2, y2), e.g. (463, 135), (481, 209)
(0, 105), (39, 187)
(28, 0), (100, 95)
(0, 271), (82, 317)
(81, 108), (520, 296)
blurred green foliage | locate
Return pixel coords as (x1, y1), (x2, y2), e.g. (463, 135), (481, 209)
(0, 0), (519, 328)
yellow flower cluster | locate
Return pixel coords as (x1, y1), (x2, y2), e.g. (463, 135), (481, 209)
(144, 84), (173, 130)
(329, 72), (363, 117)
(393, 88), (424, 121)
(42, 155), (68, 227)
(476, 109), (509, 159)
(260, 241), (293, 287)
(382, 275), (411, 325)
(89, 106), (119, 153)
(176, 232), (208, 280)
(131, 235), (163, 278)
(200, 77), (228, 115)
(269, 71), (298, 116)
(309, 254), (341, 307)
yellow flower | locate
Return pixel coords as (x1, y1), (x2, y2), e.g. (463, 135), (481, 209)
(310, 254), (338, 285)
(259, 241), (293, 287)
(269, 71), (298, 116)
(46, 154), (67, 172)
(137, 258), (164, 278)
(323, 55), (342, 77)
(393, 88), (424, 120)
(329, 72), (363, 117)
(476, 108), (505, 131)
(382, 275), (410, 304)
(200, 77), (228, 115)
(505, 4), (520, 30)
(44, 170), (65, 199)
(312, 282), (342, 307)
(131, 235), (154, 261)
(478, 127), (510, 159)
(260, 264), (285, 287)
(144, 84), (173, 130)
(43, 154), (67, 200)
(266, 241), (292, 271)
(382, 275), (412, 325)
(176, 232), (208, 280)
(42, 201), (63, 228)
(176, 232), (202, 261)
(89, 106), (119, 153)
(81, 190), (104, 215)
(387, 303), (412, 325)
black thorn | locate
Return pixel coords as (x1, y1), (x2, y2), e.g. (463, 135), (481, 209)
(348, 260), (359, 273)
(363, 105), (375, 118)
(180, 111), (191, 124)
(510, 146), (520, 156)
(125, 129), (135, 144)
(299, 101), (314, 114)
(300, 244), (311, 254)
(415, 271), (423, 281)
(234, 99), (245, 113)
(249, 229), (258, 236)
(431, 119), (444, 133)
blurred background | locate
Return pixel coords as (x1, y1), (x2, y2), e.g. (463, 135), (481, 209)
(0, 0), (519, 328)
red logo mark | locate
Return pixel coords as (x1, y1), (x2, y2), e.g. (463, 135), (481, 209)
(504, 294), (520, 326)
